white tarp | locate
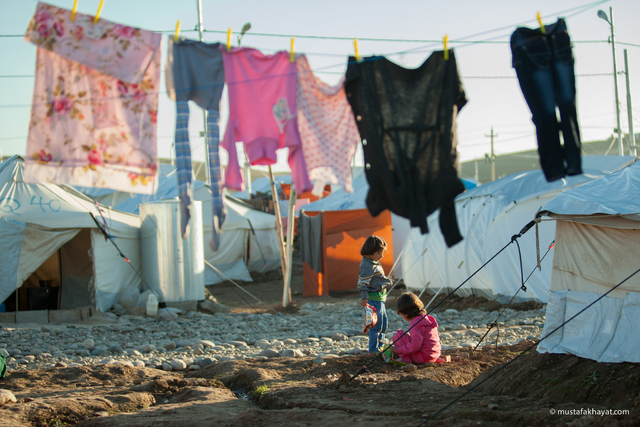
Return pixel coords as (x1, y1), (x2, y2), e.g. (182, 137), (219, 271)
(538, 290), (640, 363)
(402, 155), (635, 303)
(538, 158), (640, 363)
(0, 156), (142, 312)
(79, 163), (280, 285)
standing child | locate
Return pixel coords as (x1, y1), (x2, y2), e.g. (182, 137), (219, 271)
(388, 292), (441, 364)
(357, 235), (393, 354)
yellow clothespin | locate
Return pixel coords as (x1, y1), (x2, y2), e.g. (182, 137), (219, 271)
(94, 0), (104, 24)
(227, 28), (232, 51)
(290, 38), (295, 63)
(174, 20), (181, 42)
(354, 38), (360, 62)
(537, 11), (547, 34)
(443, 35), (449, 60)
(71, 0), (78, 22)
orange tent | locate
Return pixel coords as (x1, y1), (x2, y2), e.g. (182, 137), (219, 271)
(301, 209), (393, 297)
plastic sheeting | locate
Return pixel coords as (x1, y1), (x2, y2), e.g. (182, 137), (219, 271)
(538, 290), (640, 363)
(402, 155), (635, 303)
(541, 158), (640, 221)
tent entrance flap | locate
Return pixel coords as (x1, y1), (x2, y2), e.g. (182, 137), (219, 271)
(18, 228), (94, 311)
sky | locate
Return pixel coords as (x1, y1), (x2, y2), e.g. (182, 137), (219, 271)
(1, 0), (639, 174)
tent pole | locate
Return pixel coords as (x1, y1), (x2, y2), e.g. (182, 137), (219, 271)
(282, 187), (297, 307)
(268, 166), (288, 287)
(196, 0), (210, 185)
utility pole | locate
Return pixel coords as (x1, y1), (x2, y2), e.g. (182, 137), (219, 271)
(624, 49), (636, 156)
(598, 7), (623, 156)
(485, 127), (497, 181)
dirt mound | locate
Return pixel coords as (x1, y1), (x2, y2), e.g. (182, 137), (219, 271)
(472, 345), (640, 410)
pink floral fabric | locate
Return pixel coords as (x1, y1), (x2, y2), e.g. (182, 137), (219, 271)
(296, 55), (359, 196)
(24, 2), (161, 193)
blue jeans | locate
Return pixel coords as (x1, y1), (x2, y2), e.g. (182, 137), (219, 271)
(511, 18), (581, 182)
(367, 299), (388, 353)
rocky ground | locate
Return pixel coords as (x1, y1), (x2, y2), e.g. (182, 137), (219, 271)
(1, 257), (639, 426)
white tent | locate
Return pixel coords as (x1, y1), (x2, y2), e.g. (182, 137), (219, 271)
(402, 156), (636, 303)
(0, 156), (142, 312)
(79, 164), (280, 285)
(537, 158), (640, 363)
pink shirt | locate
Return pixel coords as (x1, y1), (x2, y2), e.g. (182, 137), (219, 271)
(220, 46), (311, 193)
(396, 314), (441, 363)
(297, 55), (359, 196)
(24, 2), (160, 194)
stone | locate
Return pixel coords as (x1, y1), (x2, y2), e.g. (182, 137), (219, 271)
(0, 390), (17, 405)
(331, 333), (348, 341)
(16, 310), (49, 324)
(0, 312), (15, 323)
(281, 349), (304, 358)
(48, 309), (82, 324)
(169, 359), (187, 371)
(259, 349), (281, 358)
(402, 364), (417, 372)
(202, 302), (231, 314)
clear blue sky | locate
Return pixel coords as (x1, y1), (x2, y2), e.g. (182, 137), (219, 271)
(1, 0), (639, 171)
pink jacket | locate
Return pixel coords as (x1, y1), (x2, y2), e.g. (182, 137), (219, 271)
(395, 314), (441, 363)
(220, 46), (311, 193)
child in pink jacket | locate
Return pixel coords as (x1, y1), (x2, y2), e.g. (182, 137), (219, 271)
(389, 293), (441, 364)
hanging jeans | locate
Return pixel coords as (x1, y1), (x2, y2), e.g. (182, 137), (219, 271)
(511, 18), (582, 182)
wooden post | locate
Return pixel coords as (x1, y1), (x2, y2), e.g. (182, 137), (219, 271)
(282, 187), (297, 307)
(268, 166), (288, 283)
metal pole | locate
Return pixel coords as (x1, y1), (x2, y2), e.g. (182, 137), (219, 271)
(609, 7), (624, 156)
(197, 0), (211, 184)
(624, 49), (636, 156)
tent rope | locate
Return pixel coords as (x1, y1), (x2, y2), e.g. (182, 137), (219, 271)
(473, 239), (554, 351)
(418, 263), (640, 425)
(348, 220), (536, 382)
(89, 211), (179, 321)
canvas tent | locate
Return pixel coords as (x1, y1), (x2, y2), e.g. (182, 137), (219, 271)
(401, 155), (636, 304)
(537, 158), (640, 363)
(79, 163), (280, 285)
(0, 156), (142, 313)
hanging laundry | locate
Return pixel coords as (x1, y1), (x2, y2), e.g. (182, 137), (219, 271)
(510, 18), (582, 182)
(220, 46), (312, 193)
(345, 51), (467, 247)
(24, 2), (160, 193)
(296, 55), (360, 196)
(165, 37), (226, 249)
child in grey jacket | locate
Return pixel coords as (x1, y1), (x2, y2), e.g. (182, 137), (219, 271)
(357, 235), (393, 353)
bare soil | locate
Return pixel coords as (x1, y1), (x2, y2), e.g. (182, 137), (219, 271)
(1, 257), (639, 426)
